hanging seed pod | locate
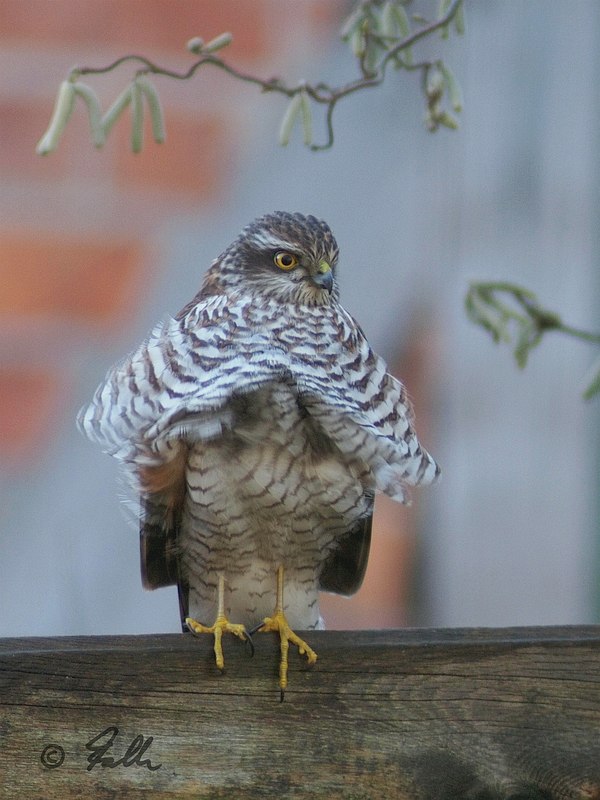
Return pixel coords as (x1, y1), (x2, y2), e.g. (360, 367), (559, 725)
(101, 85), (133, 138)
(350, 25), (367, 59)
(426, 67), (445, 102)
(299, 89), (313, 146)
(278, 93), (303, 146)
(73, 82), (105, 148)
(454, 1), (465, 35)
(137, 76), (166, 144)
(36, 80), (77, 155)
(202, 32), (233, 54)
(439, 63), (463, 113)
(186, 36), (204, 54)
(340, 5), (364, 41)
(130, 79), (144, 153)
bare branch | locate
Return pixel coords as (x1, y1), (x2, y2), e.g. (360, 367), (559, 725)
(466, 281), (600, 399)
(37, 0), (465, 155)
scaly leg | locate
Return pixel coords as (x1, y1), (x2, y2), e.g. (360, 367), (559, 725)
(257, 566), (317, 697)
(185, 574), (247, 671)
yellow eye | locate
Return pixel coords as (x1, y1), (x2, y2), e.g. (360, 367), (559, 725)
(274, 251), (299, 271)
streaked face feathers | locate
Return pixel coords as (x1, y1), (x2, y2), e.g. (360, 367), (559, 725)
(209, 211), (340, 305)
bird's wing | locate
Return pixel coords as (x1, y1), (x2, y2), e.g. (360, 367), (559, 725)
(297, 372), (439, 503)
(77, 295), (293, 618)
(290, 310), (440, 504)
(77, 295), (292, 467)
(137, 442), (189, 624)
(317, 500), (373, 595)
(139, 494), (190, 625)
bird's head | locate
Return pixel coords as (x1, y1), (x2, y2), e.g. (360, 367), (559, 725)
(216, 211), (340, 306)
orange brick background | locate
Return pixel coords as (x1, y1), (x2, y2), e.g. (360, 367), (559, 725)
(0, 0), (428, 633)
(0, 0), (340, 466)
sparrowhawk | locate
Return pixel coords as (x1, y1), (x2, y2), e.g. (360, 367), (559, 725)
(78, 211), (439, 694)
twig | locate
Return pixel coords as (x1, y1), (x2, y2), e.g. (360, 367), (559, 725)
(466, 281), (600, 399)
(38, 0), (465, 155)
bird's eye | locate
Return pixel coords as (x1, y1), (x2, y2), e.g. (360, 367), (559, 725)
(273, 251), (299, 271)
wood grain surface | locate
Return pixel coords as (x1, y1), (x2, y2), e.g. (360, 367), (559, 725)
(1, 627), (599, 799)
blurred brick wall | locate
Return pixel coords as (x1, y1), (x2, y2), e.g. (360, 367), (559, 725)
(0, 0), (338, 469)
(0, 0), (433, 632)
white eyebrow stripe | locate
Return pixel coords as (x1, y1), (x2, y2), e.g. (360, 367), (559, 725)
(250, 231), (298, 250)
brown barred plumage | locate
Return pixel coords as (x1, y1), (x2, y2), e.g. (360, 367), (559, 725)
(78, 211), (439, 640)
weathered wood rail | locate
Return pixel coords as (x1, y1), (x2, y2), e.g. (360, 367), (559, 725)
(1, 627), (599, 799)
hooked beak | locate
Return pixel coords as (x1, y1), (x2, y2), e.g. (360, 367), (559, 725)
(312, 260), (333, 293)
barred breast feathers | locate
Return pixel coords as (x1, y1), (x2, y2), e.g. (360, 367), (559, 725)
(77, 295), (291, 464)
(78, 291), (439, 502)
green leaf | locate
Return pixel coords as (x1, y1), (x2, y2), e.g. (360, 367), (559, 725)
(465, 286), (506, 343)
(513, 320), (541, 369)
(582, 357), (600, 400)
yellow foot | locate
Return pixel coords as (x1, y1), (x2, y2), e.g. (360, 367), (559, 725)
(185, 574), (246, 671)
(257, 566), (317, 696)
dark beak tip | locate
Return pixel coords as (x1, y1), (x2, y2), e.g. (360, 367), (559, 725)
(314, 272), (334, 293)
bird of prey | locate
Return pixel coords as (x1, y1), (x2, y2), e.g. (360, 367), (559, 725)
(78, 211), (439, 694)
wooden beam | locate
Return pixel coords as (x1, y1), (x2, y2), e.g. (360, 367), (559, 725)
(1, 627), (600, 798)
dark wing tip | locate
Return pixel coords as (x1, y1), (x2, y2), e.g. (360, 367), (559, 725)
(140, 518), (179, 590)
(318, 509), (373, 597)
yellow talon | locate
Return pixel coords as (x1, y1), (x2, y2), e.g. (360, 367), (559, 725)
(185, 575), (247, 671)
(258, 566), (317, 694)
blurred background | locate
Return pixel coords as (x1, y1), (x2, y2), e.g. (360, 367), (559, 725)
(1, 0), (598, 636)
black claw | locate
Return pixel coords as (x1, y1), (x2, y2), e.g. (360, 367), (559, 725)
(248, 620), (265, 637)
(244, 631), (255, 658)
(279, 689), (285, 703)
